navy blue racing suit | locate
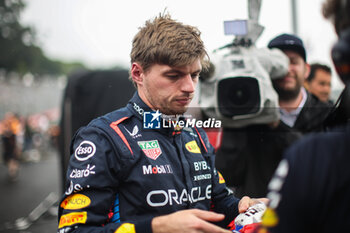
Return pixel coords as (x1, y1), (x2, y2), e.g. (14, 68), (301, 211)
(260, 124), (350, 233)
(58, 92), (240, 233)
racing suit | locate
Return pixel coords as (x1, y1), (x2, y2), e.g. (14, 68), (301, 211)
(58, 92), (240, 233)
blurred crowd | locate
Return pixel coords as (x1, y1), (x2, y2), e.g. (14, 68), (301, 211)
(0, 109), (60, 182)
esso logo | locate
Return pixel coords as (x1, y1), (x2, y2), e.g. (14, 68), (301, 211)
(74, 141), (96, 161)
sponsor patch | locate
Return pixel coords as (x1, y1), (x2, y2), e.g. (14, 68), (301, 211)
(65, 181), (90, 195)
(124, 125), (142, 138)
(146, 185), (212, 207)
(194, 173), (211, 181)
(61, 194), (91, 210)
(115, 223), (136, 233)
(218, 171), (226, 184)
(58, 211), (87, 228)
(133, 102), (144, 116)
(138, 140), (162, 160)
(261, 207), (279, 227)
(142, 164), (173, 175)
(185, 140), (201, 154)
(75, 141), (96, 161)
(58, 227), (71, 233)
(194, 161), (209, 171)
(70, 164), (95, 179)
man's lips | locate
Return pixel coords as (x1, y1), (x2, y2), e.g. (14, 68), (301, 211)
(284, 76), (295, 81)
(175, 97), (192, 105)
(279, 76), (295, 84)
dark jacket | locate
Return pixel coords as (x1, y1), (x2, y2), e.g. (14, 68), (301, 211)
(215, 92), (332, 198)
(58, 92), (240, 233)
(293, 93), (333, 133)
(264, 124), (350, 233)
(215, 123), (301, 198)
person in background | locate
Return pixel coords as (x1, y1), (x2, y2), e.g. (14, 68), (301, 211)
(268, 33), (332, 133)
(258, 0), (350, 232)
(1, 112), (21, 181)
(215, 34), (332, 199)
(304, 63), (333, 103)
(57, 13), (266, 233)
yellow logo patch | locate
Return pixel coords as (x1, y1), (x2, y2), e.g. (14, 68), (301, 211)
(185, 140), (201, 154)
(61, 194), (91, 210)
(218, 171), (226, 184)
(261, 207), (279, 227)
(115, 223), (136, 233)
(59, 211), (87, 228)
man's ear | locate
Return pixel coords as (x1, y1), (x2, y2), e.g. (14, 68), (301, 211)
(303, 63), (311, 80)
(131, 62), (144, 86)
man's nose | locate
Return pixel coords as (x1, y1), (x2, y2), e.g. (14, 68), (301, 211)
(181, 75), (196, 93)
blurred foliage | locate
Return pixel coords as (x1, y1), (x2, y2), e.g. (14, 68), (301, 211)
(0, 0), (87, 77)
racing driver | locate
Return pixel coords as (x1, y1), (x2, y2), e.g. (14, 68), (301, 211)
(57, 13), (267, 233)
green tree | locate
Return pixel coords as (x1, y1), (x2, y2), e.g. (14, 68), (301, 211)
(0, 0), (86, 76)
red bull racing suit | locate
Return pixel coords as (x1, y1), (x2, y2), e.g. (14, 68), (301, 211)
(58, 92), (240, 233)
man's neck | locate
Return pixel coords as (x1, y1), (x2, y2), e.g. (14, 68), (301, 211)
(279, 90), (304, 113)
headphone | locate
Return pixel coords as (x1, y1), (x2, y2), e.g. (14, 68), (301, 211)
(323, 0), (350, 128)
(331, 0), (350, 84)
(332, 27), (350, 84)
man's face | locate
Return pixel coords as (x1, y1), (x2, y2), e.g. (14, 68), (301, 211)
(307, 69), (332, 102)
(133, 59), (201, 115)
(272, 50), (310, 101)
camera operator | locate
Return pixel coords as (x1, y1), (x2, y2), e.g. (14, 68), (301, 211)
(267, 33), (332, 133)
(214, 116), (301, 199)
(259, 0), (350, 232)
(214, 33), (333, 199)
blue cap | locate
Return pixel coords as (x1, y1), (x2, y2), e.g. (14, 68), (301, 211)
(268, 33), (306, 61)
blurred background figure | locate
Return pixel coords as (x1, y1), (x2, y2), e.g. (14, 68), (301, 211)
(212, 33), (332, 199)
(58, 69), (135, 192)
(268, 33), (332, 132)
(304, 63), (333, 103)
(259, 0), (350, 232)
(0, 112), (22, 182)
(22, 116), (34, 152)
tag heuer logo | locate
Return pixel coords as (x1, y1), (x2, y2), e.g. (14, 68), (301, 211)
(138, 140), (162, 160)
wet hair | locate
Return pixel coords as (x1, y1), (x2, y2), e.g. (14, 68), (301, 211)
(307, 63), (332, 82)
(130, 13), (209, 82)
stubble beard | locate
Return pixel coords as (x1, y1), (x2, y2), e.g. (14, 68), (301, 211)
(148, 95), (188, 116)
(161, 104), (188, 116)
(272, 79), (302, 101)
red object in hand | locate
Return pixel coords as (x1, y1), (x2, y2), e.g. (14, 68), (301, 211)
(228, 221), (261, 233)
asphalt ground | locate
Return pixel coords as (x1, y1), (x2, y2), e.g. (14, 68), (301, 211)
(0, 147), (61, 233)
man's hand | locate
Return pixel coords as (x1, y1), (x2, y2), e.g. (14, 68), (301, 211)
(238, 196), (269, 213)
(151, 209), (232, 233)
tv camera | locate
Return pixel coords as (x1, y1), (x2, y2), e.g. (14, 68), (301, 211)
(199, 18), (289, 128)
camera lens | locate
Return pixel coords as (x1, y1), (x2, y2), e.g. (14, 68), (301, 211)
(218, 77), (260, 117)
(230, 84), (251, 106)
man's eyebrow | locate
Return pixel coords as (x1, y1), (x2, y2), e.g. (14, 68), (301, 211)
(163, 69), (202, 74)
(163, 69), (182, 74)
